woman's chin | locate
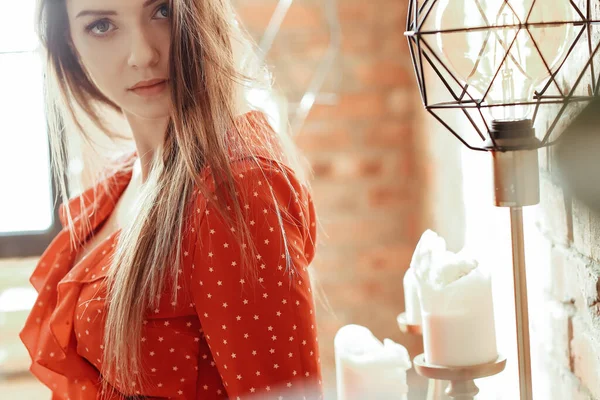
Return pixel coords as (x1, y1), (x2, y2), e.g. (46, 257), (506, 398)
(123, 103), (172, 121)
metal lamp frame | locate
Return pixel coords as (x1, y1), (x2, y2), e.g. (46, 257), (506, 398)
(405, 0), (600, 399)
(405, 0), (600, 151)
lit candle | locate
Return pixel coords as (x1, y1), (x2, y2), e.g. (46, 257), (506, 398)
(403, 267), (421, 325)
(412, 230), (498, 367)
(334, 324), (412, 400)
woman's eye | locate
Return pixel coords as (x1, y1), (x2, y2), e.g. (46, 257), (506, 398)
(154, 4), (170, 19)
(87, 20), (115, 36)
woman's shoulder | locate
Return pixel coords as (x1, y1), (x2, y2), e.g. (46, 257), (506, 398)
(192, 153), (314, 242)
(215, 109), (306, 185)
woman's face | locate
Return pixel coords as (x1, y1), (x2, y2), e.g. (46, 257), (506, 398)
(66, 0), (172, 120)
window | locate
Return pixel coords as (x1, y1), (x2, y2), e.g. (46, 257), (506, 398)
(0, 2), (62, 258)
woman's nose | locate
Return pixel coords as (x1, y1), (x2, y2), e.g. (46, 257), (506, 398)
(127, 27), (160, 69)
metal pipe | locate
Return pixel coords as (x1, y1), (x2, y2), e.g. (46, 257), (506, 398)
(487, 120), (539, 400)
(510, 207), (533, 400)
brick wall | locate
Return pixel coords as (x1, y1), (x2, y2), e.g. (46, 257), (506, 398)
(454, 111), (600, 399)
(523, 143), (600, 399)
(516, 2), (600, 395)
(0, 1), (429, 397)
(234, 0), (428, 393)
(441, 127), (598, 399)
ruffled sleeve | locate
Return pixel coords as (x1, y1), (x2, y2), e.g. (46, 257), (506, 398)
(188, 159), (324, 399)
(19, 158), (134, 400)
(19, 223), (107, 399)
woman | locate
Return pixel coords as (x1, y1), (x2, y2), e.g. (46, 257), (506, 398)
(19, 0), (323, 399)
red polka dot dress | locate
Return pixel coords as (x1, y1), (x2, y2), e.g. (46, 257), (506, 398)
(19, 111), (324, 399)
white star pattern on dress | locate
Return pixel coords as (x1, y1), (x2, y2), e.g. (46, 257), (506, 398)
(20, 152), (323, 400)
(188, 164), (323, 399)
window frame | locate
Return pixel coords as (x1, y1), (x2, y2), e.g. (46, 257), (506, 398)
(0, 49), (64, 258)
(0, 138), (64, 258)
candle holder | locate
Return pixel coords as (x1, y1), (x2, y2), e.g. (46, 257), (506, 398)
(404, 0), (600, 398)
(397, 312), (446, 400)
(413, 354), (507, 400)
(396, 311), (422, 336)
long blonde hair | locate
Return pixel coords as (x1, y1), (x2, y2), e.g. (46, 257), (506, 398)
(36, 0), (324, 397)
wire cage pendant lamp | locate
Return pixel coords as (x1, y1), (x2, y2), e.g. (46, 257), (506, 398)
(405, 0), (600, 151)
(405, 0), (600, 398)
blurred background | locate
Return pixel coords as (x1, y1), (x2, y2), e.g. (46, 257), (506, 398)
(0, 0), (504, 398)
(4, 0), (599, 399)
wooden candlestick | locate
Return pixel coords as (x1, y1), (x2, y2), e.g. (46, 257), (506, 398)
(413, 354), (507, 400)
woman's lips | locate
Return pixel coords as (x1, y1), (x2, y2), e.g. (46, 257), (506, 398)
(129, 80), (168, 97)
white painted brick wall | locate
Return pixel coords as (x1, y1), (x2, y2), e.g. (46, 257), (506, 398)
(571, 316), (600, 398)
(533, 171), (600, 399)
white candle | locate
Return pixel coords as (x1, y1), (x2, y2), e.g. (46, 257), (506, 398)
(421, 270), (497, 366)
(334, 325), (411, 400)
(403, 268), (421, 325)
(412, 230), (498, 367)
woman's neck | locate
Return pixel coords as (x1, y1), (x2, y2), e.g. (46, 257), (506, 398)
(123, 113), (170, 183)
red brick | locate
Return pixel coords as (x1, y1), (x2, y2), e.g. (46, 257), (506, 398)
(381, 33), (412, 60)
(376, 1), (406, 29)
(321, 215), (409, 247)
(341, 30), (380, 54)
(310, 158), (333, 179)
(355, 244), (415, 274)
(311, 182), (363, 214)
(235, 3), (278, 31)
(367, 184), (409, 208)
(386, 88), (416, 117)
(337, 2), (378, 26)
(363, 121), (412, 148)
(395, 153), (416, 180)
(269, 31), (331, 58)
(281, 4), (323, 30)
(306, 153), (390, 180)
(308, 93), (387, 121)
(295, 127), (354, 152)
(354, 60), (412, 88)
(310, 247), (357, 277)
(357, 158), (385, 177)
(236, 2), (323, 31)
(317, 279), (371, 311)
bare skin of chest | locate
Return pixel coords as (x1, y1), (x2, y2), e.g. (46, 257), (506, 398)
(73, 170), (141, 266)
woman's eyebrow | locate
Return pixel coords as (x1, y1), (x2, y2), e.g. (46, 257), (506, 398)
(142, 0), (161, 8)
(76, 0), (161, 18)
(76, 9), (117, 18)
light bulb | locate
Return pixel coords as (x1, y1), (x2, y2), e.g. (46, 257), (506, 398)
(434, 0), (574, 122)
